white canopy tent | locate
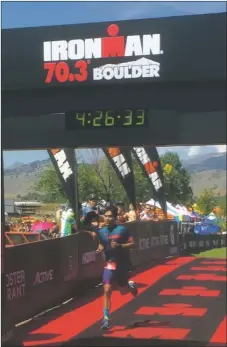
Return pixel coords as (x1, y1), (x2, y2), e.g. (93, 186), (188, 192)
(146, 199), (191, 222)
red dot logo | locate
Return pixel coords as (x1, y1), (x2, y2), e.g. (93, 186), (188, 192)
(107, 24), (119, 37)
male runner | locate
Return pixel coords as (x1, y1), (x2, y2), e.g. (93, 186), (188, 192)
(96, 206), (138, 330)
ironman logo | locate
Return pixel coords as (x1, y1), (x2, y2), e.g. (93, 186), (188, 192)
(43, 24), (163, 83)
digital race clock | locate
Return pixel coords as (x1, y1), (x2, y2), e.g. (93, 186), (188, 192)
(65, 109), (148, 130)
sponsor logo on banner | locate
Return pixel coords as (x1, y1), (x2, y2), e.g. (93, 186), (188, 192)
(107, 148), (131, 178)
(198, 240), (205, 248)
(64, 255), (78, 282)
(133, 147), (162, 191)
(221, 237), (225, 246)
(205, 240), (210, 248)
(139, 234), (169, 250)
(33, 269), (54, 285)
(189, 240), (197, 248)
(169, 225), (175, 246)
(43, 24), (163, 83)
(50, 149), (73, 181)
(5, 270), (26, 301)
(169, 225), (178, 254)
(82, 251), (96, 265)
(2, 330), (13, 343)
(212, 239), (219, 247)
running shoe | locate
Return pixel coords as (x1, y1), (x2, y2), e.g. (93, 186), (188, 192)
(128, 280), (138, 297)
(101, 318), (111, 330)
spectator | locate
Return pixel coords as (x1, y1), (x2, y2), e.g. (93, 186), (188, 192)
(60, 208), (77, 237)
(115, 201), (128, 223)
(49, 220), (60, 238)
(81, 194), (97, 222)
(125, 204), (137, 222)
(140, 204), (153, 221)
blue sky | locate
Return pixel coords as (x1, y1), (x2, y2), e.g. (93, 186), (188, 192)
(2, 1), (226, 167)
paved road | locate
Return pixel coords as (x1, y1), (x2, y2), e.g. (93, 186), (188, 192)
(20, 256), (226, 347)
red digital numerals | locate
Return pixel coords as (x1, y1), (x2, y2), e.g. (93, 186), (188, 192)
(44, 61), (88, 84)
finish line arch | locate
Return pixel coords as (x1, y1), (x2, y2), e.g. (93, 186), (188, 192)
(1, 12), (226, 345)
(2, 12), (226, 150)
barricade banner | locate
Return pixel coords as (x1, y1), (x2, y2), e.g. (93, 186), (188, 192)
(77, 231), (103, 282)
(163, 221), (180, 256)
(180, 222), (191, 235)
(57, 235), (80, 297)
(127, 221), (178, 266)
(221, 234), (227, 247)
(182, 233), (227, 253)
(3, 235), (80, 325)
(3, 222), (225, 327)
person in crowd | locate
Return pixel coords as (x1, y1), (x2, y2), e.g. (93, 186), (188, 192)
(81, 194), (97, 222)
(152, 206), (159, 221)
(140, 204), (153, 221)
(116, 201), (128, 224)
(136, 203), (143, 218)
(83, 210), (100, 239)
(4, 223), (10, 232)
(124, 203), (137, 222)
(49, 220), (60, 238)
(96, 206), (138, 330)
(60, 208), (77, 237)
(59, 204), (68, 235)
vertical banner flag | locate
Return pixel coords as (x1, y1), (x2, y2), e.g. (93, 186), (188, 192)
(47, 148), (78, 215)
(102, 147), (136, 208)
(1, 151), (5, 271)
(132, 146), (167, 217)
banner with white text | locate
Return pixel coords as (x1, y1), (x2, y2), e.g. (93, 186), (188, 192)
(132, 146), (167, 216)
(102, 147), (136, 208)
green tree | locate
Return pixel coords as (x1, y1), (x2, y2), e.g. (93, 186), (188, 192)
(196, 188), (217, 215)
(31, 150), (194, 207)
(78, 151), (126, 202)
(21, 191), (44, 201)
(161, 152), (193, 204)
(216, 196), (227, 217)
(32, 167), (66, 203)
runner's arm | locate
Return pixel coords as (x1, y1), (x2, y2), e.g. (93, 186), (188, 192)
(96, 230), (105, 253)
(120, 228), (135, 249)
(96, 243), (104, 253)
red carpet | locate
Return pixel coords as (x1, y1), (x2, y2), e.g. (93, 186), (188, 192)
(20, 256), (226, 346)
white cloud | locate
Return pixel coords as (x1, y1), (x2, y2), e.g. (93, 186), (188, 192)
(214, 145), (227, 153)
(187, 146), (201, 157)
(157, 145), (226, 160)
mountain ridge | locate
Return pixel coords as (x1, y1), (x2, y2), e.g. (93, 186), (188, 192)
(4, 152), (226, 198)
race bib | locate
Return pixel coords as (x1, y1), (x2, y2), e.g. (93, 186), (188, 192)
(104, 261), (116, 271)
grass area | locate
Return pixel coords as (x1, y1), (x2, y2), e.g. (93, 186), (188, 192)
(193, 247), (227, 259)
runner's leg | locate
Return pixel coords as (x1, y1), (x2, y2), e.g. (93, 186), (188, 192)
(102, 268), (115, 329)
(117, 269), (138, 297)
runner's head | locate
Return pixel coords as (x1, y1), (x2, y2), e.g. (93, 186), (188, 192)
(104, 206), (117, 226)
